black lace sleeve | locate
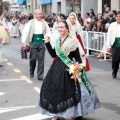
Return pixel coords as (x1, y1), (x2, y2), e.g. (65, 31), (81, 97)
(69, 48), (82, 64)
(45, 42), (56, 58)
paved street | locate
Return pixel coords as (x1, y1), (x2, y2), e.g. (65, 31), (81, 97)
(0, 37), (120, 120)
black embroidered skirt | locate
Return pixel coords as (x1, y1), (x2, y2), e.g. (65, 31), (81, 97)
(39, 57), (81, 114)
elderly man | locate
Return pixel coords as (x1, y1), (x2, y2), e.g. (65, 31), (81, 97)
(106, 11), (120, 79)
(22, 9), (51, 80)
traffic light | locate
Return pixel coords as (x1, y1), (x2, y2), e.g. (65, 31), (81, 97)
(23, 0), (27, 8)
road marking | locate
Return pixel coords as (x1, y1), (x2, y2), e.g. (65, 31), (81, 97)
(13, 69), (21, 73)
(0, 104), (53, 119)
(0, 71), (6, 74)
(0, 92), (5, 96)
(20, 76), (33, 83)
(4, 59), (8, 61)
(0, 77), (33, 83)
(11, 113), (53, 120)
(0, 79), (25, 82)
(7, 62), (13, 66)
(0, 106), (35, 114)
(33, 87), (40, 93)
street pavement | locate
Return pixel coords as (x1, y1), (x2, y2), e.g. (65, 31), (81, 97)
(0, 37), (120, 120)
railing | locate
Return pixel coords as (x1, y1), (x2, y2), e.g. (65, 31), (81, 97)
(82, 31), (111, 60)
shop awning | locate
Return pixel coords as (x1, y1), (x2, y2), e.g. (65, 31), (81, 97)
(40, 0), (52, 4)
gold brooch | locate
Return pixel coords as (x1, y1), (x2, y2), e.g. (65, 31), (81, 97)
(37, 37), (40, 40)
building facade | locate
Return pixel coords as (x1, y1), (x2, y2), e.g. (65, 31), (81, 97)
(27, 0), (40, 14)
(2, 0), (120, 16)
(40, 0), (52, 16)
(52, 0), (120, 17)
(52, 0), (66, 15)
(27, 0), (52, 16)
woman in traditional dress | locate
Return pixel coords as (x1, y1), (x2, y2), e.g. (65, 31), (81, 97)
(0, 38), (4, 63)
(0, 15), (9, 63)
(0, 15), (10, 44)
(39, 21), (101, 120)
(19, 20), (26, 36)
(66, 12), (83, 37)
(10, 16), (19, 38)
(50, 17), (60, 48)
(52, 17), (60, 33)
(66, 12), (90, 71)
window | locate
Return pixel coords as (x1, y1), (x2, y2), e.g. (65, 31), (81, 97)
(102, 0), (111, 13)
(57, 2), (61, 13)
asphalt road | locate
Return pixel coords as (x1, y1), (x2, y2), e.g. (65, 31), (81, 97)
(0, 37), (120, 120)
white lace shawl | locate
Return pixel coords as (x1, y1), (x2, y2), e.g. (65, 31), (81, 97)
(60, 34), (85, 58)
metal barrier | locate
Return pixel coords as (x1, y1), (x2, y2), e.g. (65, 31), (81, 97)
(82, 31), (111, 60)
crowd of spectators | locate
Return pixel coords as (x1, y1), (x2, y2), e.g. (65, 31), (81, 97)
(0, 2), (118, 62)
(43, 7), (117, 34)
(4, 2), (117, 35)
(82, 9), (116, 33)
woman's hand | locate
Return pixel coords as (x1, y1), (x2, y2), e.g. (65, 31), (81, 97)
(69, 63), (83, 74)
(22, 43), (28, 46)
(44, 34), (51, 43)
(107, 48), (111, 53)
(74, 62), (83, 71)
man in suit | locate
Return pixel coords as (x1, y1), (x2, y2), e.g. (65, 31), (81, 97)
(106, 11), (120, 78)
(22, 9), (51, 80)
(107, 13), (116, 24)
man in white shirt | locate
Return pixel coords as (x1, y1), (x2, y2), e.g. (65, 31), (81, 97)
(106, 11), (120, 79)
(22, 9), (51, 80)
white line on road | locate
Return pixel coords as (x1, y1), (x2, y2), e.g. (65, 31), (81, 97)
(4, 59), (8, 61)
(0, 92), (5, 96)
(20, 76), (33, 83)
(0, 77), (33, 83)
(11, 113), (53, 120)
(0, 71), (6, 74)
(0, 79), (25, 82)
(0, 106), (35, 114)
(33, 87), (40, 94)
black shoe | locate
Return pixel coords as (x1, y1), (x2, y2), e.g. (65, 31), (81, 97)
(38, 78), (43, 81)
(75, 116), (83, 120)
(112, 73), (117, 79)
(30, 74), (34, 78)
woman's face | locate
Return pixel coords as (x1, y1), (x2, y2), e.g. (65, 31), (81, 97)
(13, 17), (15, 20)
(69, 15), (75, 25)
(97, 22), (102, 27)
(116, 14), (120, 23)
(98, 15), (102, 20)
(55, 17), (58, 22)
(58, 22), (68, 36)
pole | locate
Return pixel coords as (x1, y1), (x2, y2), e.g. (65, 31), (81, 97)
(71, 0), (75, 12)
(0, 0), (3, 16)
(40, 0), (42, 10)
